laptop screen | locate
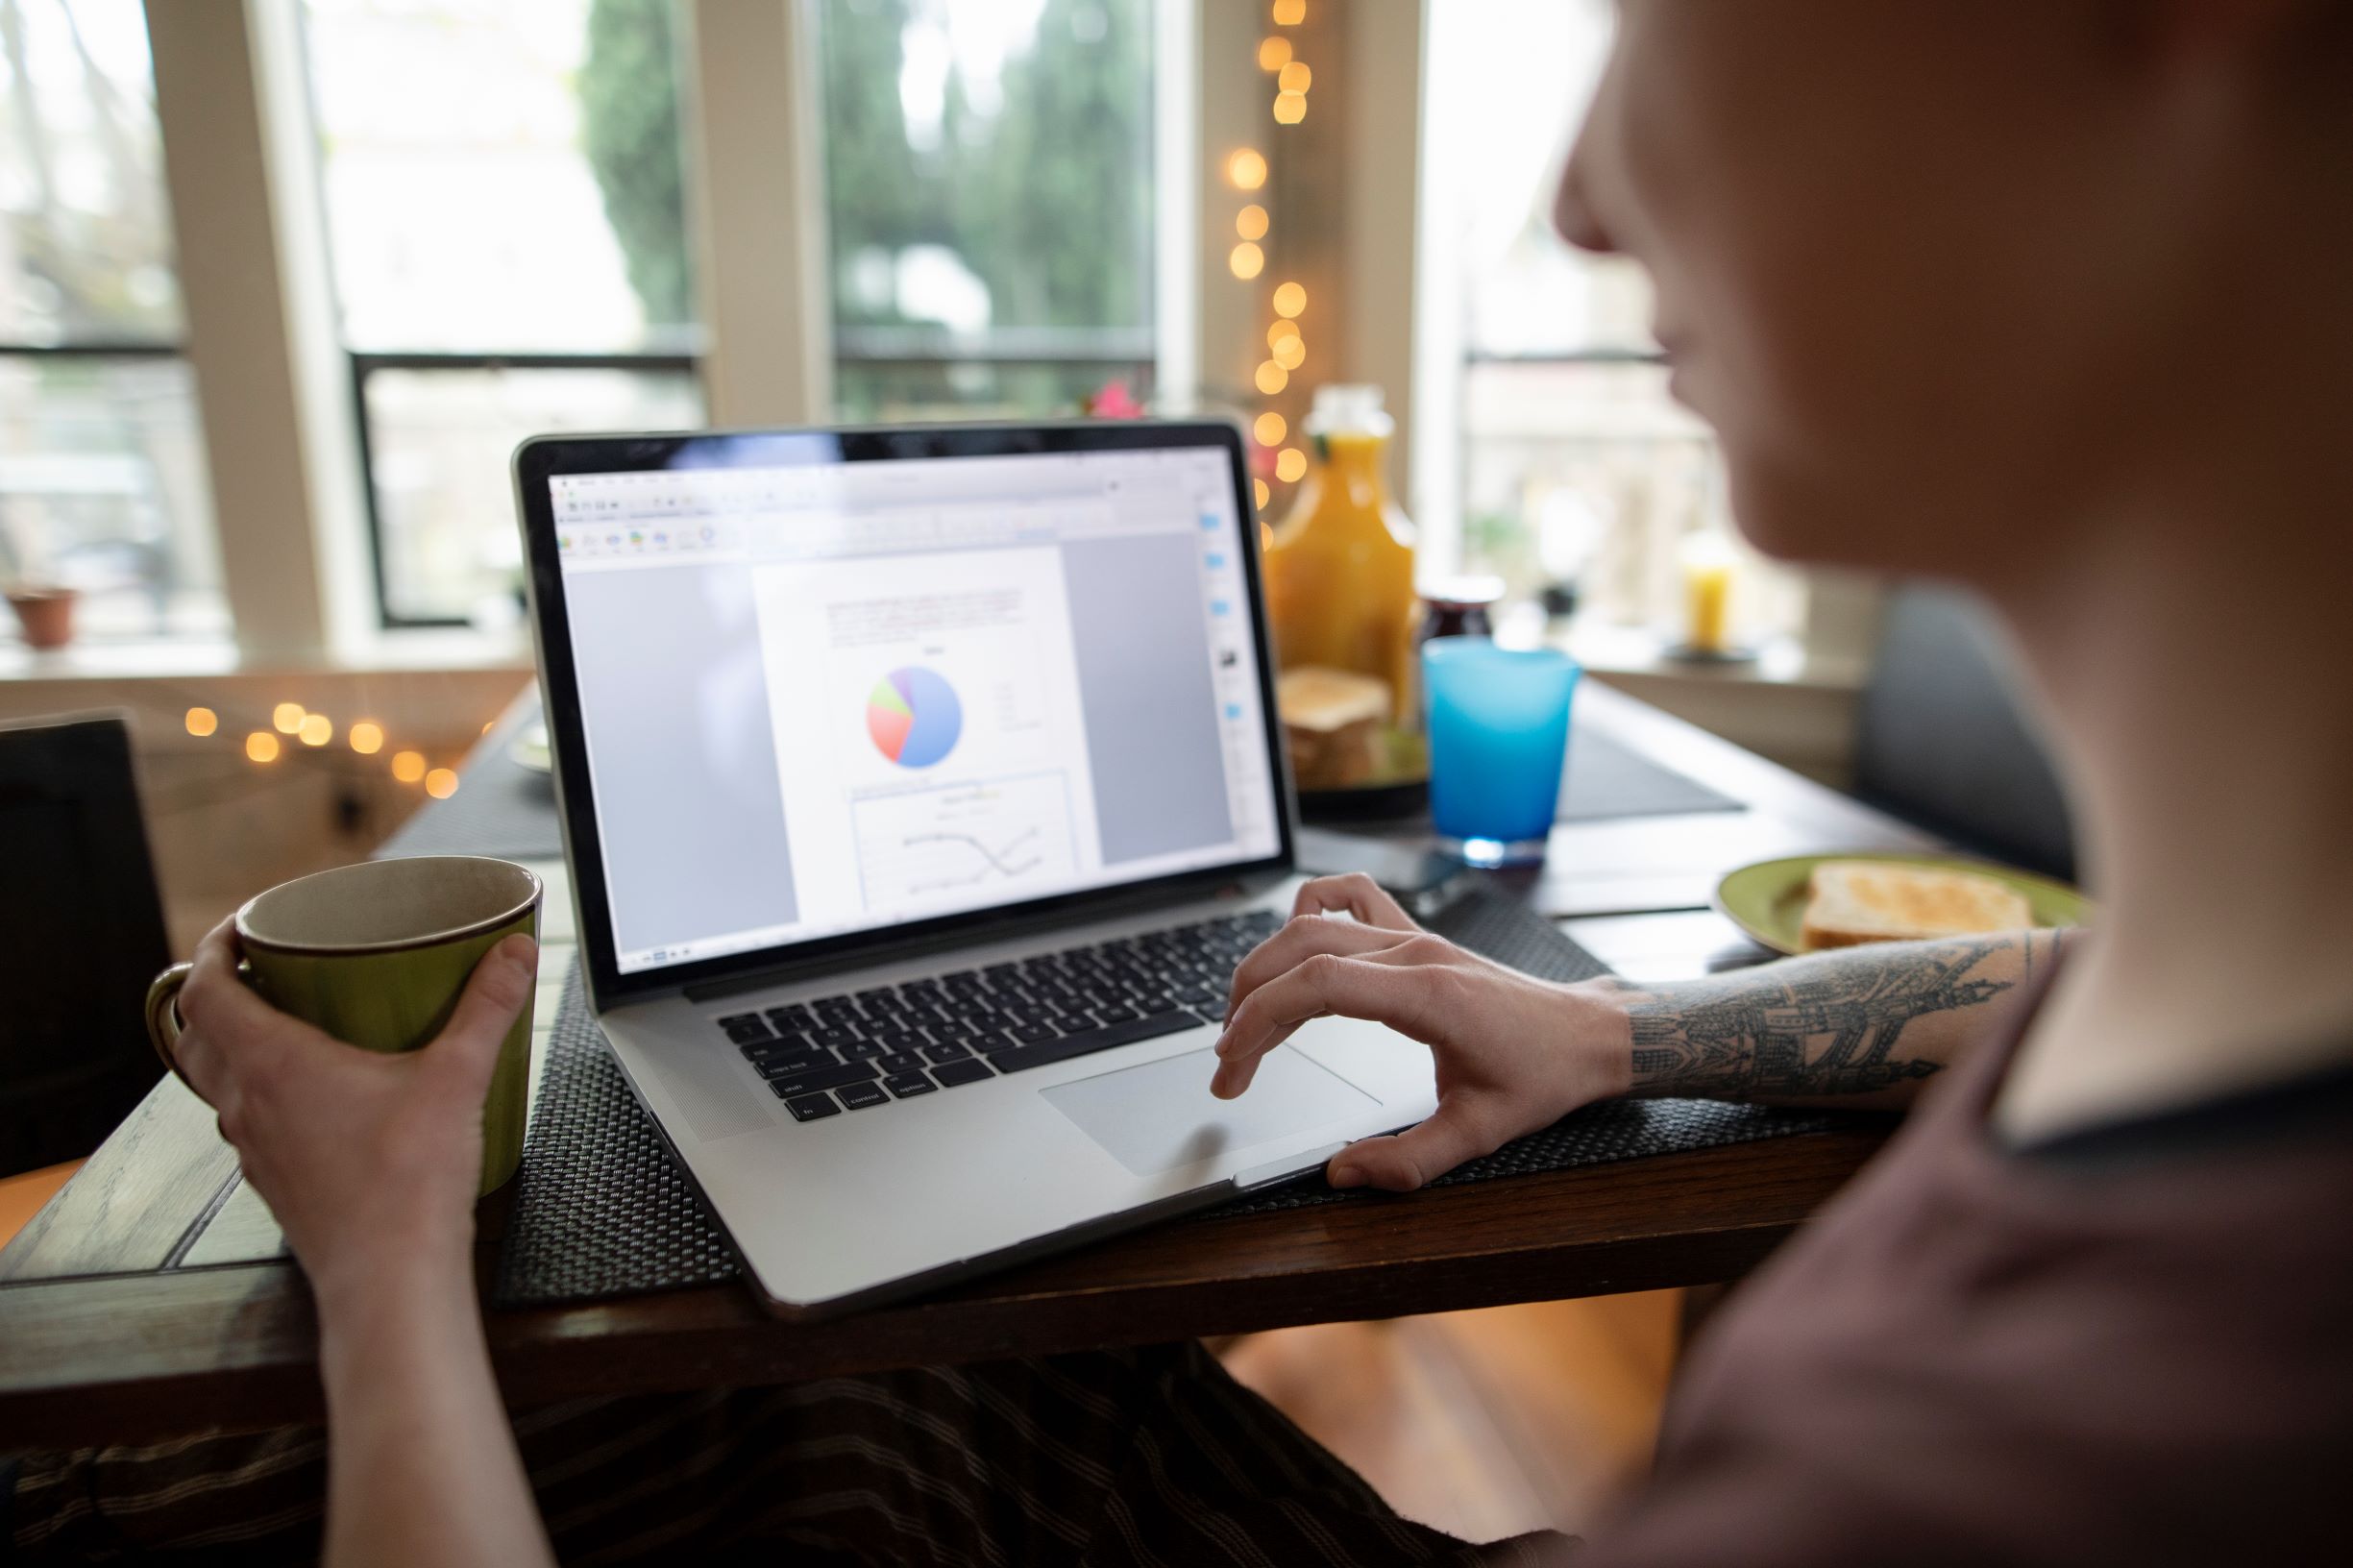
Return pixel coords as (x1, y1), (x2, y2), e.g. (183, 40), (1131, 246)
(544, 440), (1286, 977)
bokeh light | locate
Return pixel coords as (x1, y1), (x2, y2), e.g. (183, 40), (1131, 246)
(298, 713), (332, 747)
(184, 707), (217, 738)
(392, 750), (428, 783)
(1279, 61), (1311, 93)
(1255, 359), (1289, 395)
(1275, 448), (1308, 483)
(1273, 281), (1307, 317)
(1254, 411), (1287, 446)
(425, 768), (460, 800)
(1273, 0), (1305, 25)
(1272, 333), (1307, 370)
(246, 732), (281, 764)
(1227, 148), (1267, 190)
(1267, 318), (1301, 348)
(1254, 478), (1271, 510)
(349, 722), (384, 755)
(1229, 242), (1265, 280)
(1273, 90), (1306, 125)
(1257, 35), (1291, 71)
(272, 701), (305, 735)
(1237, 204), (1269, 241)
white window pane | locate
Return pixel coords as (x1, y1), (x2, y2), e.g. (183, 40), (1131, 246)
(0, 0), (181, 343)
(363, 365), (701, 624)
(819, 0), (1155, 408)
(0, 354), (226, 640)
(1426, 0), (1649, 358)
(300, 0), (696, 353)
(1460, 361), (1798, 638)
(1425, 2), (1801, 642)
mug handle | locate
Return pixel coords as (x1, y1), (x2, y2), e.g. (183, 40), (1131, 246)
(145, 962), (210, 1104)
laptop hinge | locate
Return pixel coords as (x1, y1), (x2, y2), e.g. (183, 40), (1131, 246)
(678, 869), (1286, 1004)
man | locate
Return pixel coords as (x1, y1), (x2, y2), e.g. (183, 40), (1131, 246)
(14, 2), (2351, 1561)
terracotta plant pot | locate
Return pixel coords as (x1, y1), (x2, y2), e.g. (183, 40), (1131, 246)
(6, 587), (79, 650)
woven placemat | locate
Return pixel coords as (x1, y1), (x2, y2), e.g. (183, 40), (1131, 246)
(495, 891), (1837, 1308)
(1557, 726), (1743, 822)
(496, 964), (741, 1304)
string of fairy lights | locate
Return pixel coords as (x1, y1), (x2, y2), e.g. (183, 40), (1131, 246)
(181, 698), (462, 799)
(1227, 0), (1312, 517)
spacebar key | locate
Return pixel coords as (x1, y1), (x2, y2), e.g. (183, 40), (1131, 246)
(988, 1010), (1204, 1074)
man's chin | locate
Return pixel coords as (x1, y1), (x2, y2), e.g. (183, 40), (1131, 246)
(1723, 469), (1916, 576)
(1721, 466), (1835, 566)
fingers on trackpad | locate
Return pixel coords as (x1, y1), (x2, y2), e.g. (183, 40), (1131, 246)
(1039, 1047), (1378, 1177)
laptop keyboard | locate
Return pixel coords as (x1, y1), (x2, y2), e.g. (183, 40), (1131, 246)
(715, 909), (1285, 1124)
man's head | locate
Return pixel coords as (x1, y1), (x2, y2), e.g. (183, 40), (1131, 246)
(1555, 0), (2353, 588)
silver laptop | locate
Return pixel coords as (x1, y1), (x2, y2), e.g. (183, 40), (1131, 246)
(513, 422), (1437, 1317)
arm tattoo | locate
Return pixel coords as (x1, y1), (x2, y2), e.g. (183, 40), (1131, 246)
(1622, 936), (2030, 1099)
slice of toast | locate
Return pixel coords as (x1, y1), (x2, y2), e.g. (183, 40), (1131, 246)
(1277, 666), (1391, 733)
(1801, 860), (2033, 950)
(1279, 667), (1393, 790)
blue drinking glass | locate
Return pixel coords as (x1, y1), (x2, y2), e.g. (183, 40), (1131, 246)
(1423, 637), (1580, 868)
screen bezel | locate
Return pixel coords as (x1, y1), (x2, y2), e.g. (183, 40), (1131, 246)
(514, 420), (1298, 1011)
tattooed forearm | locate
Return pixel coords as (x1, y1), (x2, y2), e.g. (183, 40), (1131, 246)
(1613, 930), (2067, 1105)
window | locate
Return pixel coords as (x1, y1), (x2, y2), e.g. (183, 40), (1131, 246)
(300, 0), (1162, 624)
(816, 0), (1157, 422)
(1420, 0), (1798, 644)
(0, 0), (225, 642)
(298, 0), (703, 627)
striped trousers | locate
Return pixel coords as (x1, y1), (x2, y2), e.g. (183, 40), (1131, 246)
(7, 1340), (1565, 1565)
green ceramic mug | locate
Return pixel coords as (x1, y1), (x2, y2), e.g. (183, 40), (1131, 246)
(146, 856), (543, 1195)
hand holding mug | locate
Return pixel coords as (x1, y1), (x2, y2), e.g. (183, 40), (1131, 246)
(144, 856), (543, 1308)
(168, 920), (537, 1307)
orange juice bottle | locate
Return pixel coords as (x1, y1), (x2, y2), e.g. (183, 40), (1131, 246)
(1263, 385), (1424, 789)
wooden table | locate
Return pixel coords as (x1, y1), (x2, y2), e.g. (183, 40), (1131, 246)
(0, 681), (1931, 1447)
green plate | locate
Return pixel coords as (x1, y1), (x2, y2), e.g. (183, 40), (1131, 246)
(1715, 851), (2092, 957)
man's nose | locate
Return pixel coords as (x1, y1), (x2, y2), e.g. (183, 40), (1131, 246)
(1554, 135), (1619, 257)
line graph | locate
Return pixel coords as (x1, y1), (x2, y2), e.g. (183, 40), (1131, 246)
(902, 824), (1043, 894)
(852, 772), (1075, 912)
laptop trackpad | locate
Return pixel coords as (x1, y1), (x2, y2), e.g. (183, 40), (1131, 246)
(1042, 1047), (1378, 1177)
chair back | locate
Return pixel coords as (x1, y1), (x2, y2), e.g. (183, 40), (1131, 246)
(1853, 583), (2078, 882)
(0, 713), (170, 1175)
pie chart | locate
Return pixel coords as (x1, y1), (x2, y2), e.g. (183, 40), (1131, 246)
(867, 667), (963, 769)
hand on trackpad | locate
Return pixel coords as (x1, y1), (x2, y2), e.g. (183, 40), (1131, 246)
(1041, 1047), (1378, 1177)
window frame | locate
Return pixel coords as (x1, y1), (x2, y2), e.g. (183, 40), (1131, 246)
(343, 347), (702, 629)
(315, 0), (1167, 629)
(0, 332), (222, 637)
(282, 0), (711, 631)
(830, 325), (1159, 423)
(0, 0), (210, 645)
(812, 0), (1168, 424)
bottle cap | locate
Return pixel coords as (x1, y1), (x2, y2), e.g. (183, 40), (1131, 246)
(1417, 574), (1506, 609)
(1305, 384), (1393, 438)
